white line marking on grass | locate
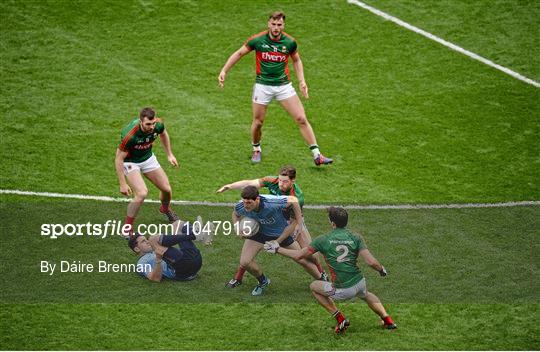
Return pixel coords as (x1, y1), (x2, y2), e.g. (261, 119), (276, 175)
(2, 189), (538, 210)
(347, 0), (540, 88)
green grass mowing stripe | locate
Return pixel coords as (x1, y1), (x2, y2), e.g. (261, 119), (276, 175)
(1, 195), (538, 304)
(1, 0), (538, 204)
(347, 0), (540, 87)
(1, 303), (538, 350)
(360, 0), (540, 80)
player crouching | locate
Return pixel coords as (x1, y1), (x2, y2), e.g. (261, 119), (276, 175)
(264, 206), (396, 333)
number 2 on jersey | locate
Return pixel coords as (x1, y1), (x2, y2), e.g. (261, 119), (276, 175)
(336, 245), (349, 262)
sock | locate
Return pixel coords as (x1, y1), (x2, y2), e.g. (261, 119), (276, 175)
(234, 266), (246, 281)
(309, 144), (320, 158)
(159, 203), (170, 213)
(332, 310), (345, 323)
(257, 273), (267, 284)
(382, 315), (394, 325)
(252, 142), (261, 152)
(124, 216), (135, 236)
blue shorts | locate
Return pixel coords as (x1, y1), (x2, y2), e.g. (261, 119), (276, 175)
(160, 225), (202, 280)
(248, 231), (294, 247)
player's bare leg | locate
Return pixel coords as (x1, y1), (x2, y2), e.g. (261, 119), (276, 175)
(310, 280), (349, 333)
(125, 171), (148, 235)
(284, 241), (321, 279)
(239, 239), (264, 277)
(296, 225), (326, 279)
(310, 280), (337, 313)
(279, 95), (316, 144)
(144, 168), (178, 222)
(250, 103), (267, 163)
(362, 291), (397, 328)
(239, 239), (270, 295)
(280, 95), (333, 165)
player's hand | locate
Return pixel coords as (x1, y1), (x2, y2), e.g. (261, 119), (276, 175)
(218, 71), (226, 88)
(168, 154), (179, 168)
(299, 80), (309, 99)
(119, 184), (132, 196)
(379, 266), (388, 277)
(149, 236), (167, 256)
(216, 185), (231, 193)
(263, 240), (280, 254)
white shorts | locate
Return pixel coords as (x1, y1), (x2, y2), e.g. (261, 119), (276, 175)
(123, 154), (161, 175)
(252, 82), (296, 105)
(323, 278), (367, 300)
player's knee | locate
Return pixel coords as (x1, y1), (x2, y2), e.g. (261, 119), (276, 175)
(294, 115), (308, 126)
(239, 259), (251, 268)
(252, 119), (264, 129)
(135, 188), (148, 200)
(161, 185), (172, 195)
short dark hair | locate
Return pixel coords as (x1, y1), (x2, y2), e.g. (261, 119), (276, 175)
(328, 206), (348, 228)
(241, 185), (259, 200)
(269, 11), (285, 21)
(128, 233), (142, 252)
(279, 165), (296, 180)
(139, 107), (156, 121)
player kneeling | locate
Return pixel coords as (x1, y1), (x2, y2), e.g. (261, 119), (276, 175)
(264, 206), (396, 334)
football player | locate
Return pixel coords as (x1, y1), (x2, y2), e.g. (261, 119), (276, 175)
(115, 107), (179, 236)
(264, 206), (397, 333)
(217, 165), (327, 288)
(231, 186), (322, 296)
(218, 11), (332, 165)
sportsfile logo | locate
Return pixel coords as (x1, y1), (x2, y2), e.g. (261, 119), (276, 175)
(40, 220), (257, 239)
(41, 220), (171, 239)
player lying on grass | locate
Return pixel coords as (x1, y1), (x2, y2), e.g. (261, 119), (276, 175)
(231, 185), (325, 296)
(264, 206), (396, 333)
(115, 107), (180, 236)
(217, 165), (327, 287)
(127, 218), (213, 282)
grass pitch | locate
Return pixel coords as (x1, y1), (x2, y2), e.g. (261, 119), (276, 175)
(1, 0), (539, 350)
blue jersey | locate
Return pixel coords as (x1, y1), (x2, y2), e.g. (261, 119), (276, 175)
(137, 252), (176, 279)
(235, 195), (289, 238)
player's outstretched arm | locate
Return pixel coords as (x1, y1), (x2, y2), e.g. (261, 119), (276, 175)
(159, 130), (178, 167)
(218, 45), (252, 88)
(216, 179), (260, 193)
(359, 248), (387, 276)
(115, 148), (132, 196)
(265, 242), (312, 261)
(291, 51), (308, 99)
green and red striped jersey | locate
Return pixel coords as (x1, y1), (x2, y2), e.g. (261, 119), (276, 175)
(308, 229), (366, 289)
(245, 31), (298, 86)
(118, 118), (164, 163)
